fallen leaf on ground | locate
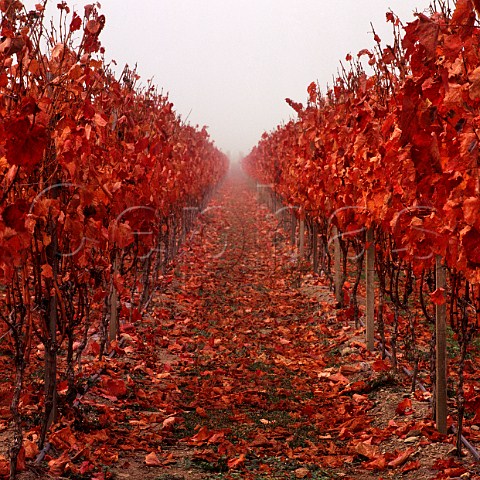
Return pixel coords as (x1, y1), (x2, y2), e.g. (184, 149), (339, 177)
(401, 460), (421, 472)
(396, 397), (413, 415)
(228, 453), (246, 469)
(295, 467), (310, 478)
(355, 441), (379, 460)
(0, 455), (9, 476)
(48, 452), (71, 476)
(388, 447), (416, 468)
(145, 451), (162, 467)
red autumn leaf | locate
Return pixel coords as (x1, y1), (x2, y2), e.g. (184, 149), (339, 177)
(79, 461), (94, 475)
(452, 0), (476, 25)
(48, 452), (71, 476)
(86, 19), (101, 34)
(49, 426), (78, 450)
(349, 380), (369, 393)
(2, 200), (29, 231)
(340, 364), (362, 375)
(94, 112), (108, 128)
(90, 340), (101, 356)
(5, 118), (47, 169)
(91, 473), (106, 480)
(196, 406), (208, 417)
(162, 416), (182, 429)
(191, 426), (211, 444)
(433, 457), (463, 470)
(109, 222), (134, 249)
(462, 227), (480, 265)
(70, 12), (82, 32)
(0, 72), (8, 87)
(208, 431), (226, 444)
(24, 439), (39, 459)
(372, 359), (391, 372)
(285, 98), (303, 113)
(430, 288), (446, 306)
(0, 36), (25, 56)
(444, 467), (468, 476)
(294, 467), (310, 478)
(307, 81), (317, 103)
(145, 452), (162, 467)
(462, 197), (480, 226)
(401, 460), (421, 473)
(15, 447), (26, 472)
(0, 456), (8, 476)
(355, 441), (379, 460)
(251, 434), (272, 448)
(328, 373), (350, 384)
(42, 264), (54, 279)
(227, 453), (246, 469)
(363, 454), (387, 471)
(357, 48), (373, 58)
(395, 398), (413, 416)
(388, 447), (415, 468)
(101, 377), (127, 398)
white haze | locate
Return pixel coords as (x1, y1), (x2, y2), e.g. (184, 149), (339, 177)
(22, 0), (433, 159)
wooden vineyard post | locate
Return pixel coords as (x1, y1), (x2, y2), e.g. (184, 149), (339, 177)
(312, 222), (319, 273)
(366, 228), (375, 351)
(109, 253), (119, 342)
(436, 255), (448, 434)
(299, 215), (305, 259)
(333, 226), (343, 306)
(290, 211), (297, 246)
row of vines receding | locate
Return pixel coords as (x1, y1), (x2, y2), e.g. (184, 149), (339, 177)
(244, 0), (480, 460)
(0, 1), (228, 477)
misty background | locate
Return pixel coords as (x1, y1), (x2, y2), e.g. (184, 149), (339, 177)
(25, 0), (433, 160)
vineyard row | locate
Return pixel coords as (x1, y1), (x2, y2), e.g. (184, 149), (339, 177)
(244, 0), (480, 457)
(0, 2), (228, 476)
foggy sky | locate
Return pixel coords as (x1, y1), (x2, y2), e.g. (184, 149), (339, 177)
(25, 1), (433, 157)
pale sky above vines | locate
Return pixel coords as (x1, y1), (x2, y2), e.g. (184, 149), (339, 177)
(25, 0), (433, 158)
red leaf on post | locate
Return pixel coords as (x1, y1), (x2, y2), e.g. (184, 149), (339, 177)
(430, 288), (446, 306)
